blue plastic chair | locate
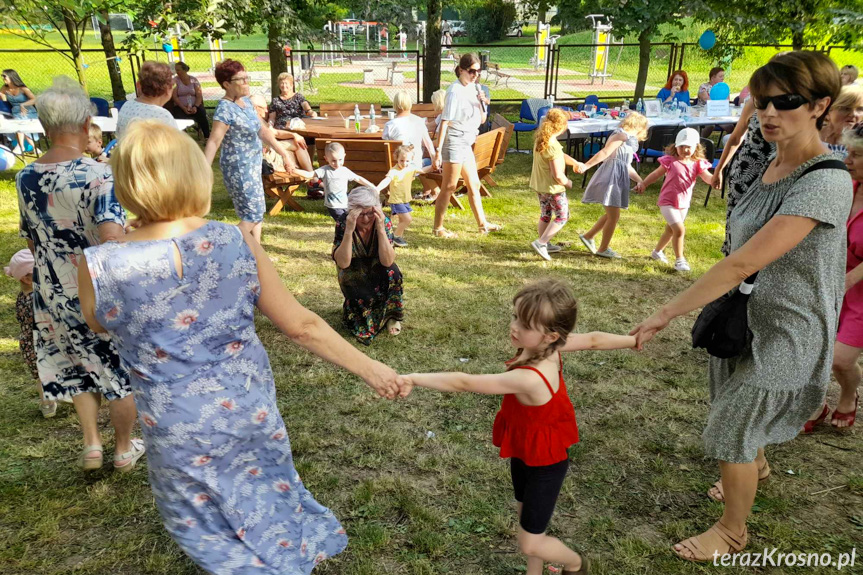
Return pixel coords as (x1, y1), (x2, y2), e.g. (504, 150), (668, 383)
(0, 99), (11, 117)
(114, 99), (127, 111)
(90, 97), (110, 117)
(103, 138), (118, 158)
(513, 99), (539, 151)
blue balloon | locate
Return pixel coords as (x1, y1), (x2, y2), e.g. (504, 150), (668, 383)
(710, 82), (730, 101)
(162, 43), (174, 53)
(699, 30), (716, 51)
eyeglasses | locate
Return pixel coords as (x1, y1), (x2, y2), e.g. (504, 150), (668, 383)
(230, 76), (249, 84)
(466, 68), (480, 76)
(754, 94), (810, 111)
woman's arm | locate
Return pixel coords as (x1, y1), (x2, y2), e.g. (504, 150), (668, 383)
(846, 262), (863, 292)
(97, 222), (125, 244)
(560, 332), (636, 352)
(21, 87), (37, 108)
(333, 211), (357, 269)
(406, 369), (540, 395)
(301, 100), (316, 117)
(712, 99), (754, 189)
(258, 118), (292, 164)
(548, 155), (572, 188)
(421, 129), (436, 162)
(194, 82), (203, 108)
(630, 214), (821, 348)
(582, 133), (625, 170)
(77, 256), (106, 334)
(171, 84), (182, 108)
(204, 121), (229, 164)
(376, 176), (393, 192)
(246, 232), (402, 398)
(376, 209), (395, 267)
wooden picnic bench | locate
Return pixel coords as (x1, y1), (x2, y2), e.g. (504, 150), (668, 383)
(263, 172), (306, 215)
(313, 138), (401, 186)
(486, 63), (512, 88)
(318, 103), (363, 117)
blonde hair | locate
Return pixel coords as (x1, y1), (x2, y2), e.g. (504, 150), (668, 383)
(112, 121), (212, 224)
(619, 112), (649, 141)
(392, 90), (412, 113)
(395, 144), (415, 161)
(507, 279), (578, 370)
(88, 123), (103, 141)
(325, 142), (345, 156)
(534, 108), (568, 154)
(663, 142), (707, 161)
(431, 89), (446, 113)
(277, 72), (293, 86)
(834, 86), (863, 112)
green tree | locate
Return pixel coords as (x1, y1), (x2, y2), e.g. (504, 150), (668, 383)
(0, 0), (128, 90)
(698, 0), (863, 51)
(97, 11), (128, 101)
(465, 0), (517, 44)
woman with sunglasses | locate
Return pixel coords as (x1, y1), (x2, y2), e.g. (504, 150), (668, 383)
(632, 51), (851, 562)
(432, 53), (501, 237)
(819, 86), (863, 159)
(205, 59), (293, 242)
(1, 69), (39, 154)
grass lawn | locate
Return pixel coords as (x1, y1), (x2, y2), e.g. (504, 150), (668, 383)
(0, 143), (861, 575)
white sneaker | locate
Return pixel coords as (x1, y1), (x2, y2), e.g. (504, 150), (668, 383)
(531, 240), (551, 261)
(546, 243), (562, 253)
(650, 250), (668, 264)
(674, 258), (691, 272)
(596, 248), (621, 259)
(579, 234), (597, 255)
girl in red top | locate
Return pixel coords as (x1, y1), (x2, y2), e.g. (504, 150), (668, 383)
(404, 279), (635, 575)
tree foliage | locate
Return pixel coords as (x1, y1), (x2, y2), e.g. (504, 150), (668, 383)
(465, 0), (517, 44)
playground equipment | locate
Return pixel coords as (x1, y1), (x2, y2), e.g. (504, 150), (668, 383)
(208, 37), (225, 71)
(585, 14), (615, 84)
(530, 23), (560, 70)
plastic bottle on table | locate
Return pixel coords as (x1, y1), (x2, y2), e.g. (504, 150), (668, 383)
(354, 104), (361, 133)
(636, 98), (645, 115)
(369, 104), (376, 127)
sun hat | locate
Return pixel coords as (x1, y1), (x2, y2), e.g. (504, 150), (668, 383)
(4, 249), (34, 281)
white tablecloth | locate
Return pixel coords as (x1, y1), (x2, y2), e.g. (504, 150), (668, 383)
(567, 114), (741, 137)
(0, 117), (196, 135)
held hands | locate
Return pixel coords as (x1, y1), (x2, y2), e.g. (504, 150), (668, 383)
(628, 311), (671, 351)
(572, 161), (587, 174)
(362, 361), (412, 399)
(433, 154), (443, 171)
(711, 171), (723, 190)
(634, 181), (645, 194)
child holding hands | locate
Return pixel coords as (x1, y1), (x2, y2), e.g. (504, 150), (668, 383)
(376, 144), (434, 247)
(576, 113), (648, 259)
(403, 279), (636, 575)
(529, 109), (582, 261)
(291, 142), (374, 221)
(636, 128), (713, 272)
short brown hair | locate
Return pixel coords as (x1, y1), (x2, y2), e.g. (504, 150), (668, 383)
(750, 51), (841, 130)
(709, 67), (724, 80)
(112, 121), (212, 223)
(139, 61), (173, 97)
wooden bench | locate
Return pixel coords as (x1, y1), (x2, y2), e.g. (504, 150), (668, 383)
(319, 103), (362, 117)
(411, 103), (438, 120)
(486, 63), (512, 88)
(263, 172), (306, 215)
(313, 138), (401, 186)
(483, 114), (514, 188)
(424, 127), (505, 209)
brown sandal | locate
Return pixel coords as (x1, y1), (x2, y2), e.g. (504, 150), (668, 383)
(562, 554), (589, 574)
(707, 461), (770, 502)
(673, 521), (748, 562)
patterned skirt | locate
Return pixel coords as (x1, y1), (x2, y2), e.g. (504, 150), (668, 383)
(338, 259), (404, 344)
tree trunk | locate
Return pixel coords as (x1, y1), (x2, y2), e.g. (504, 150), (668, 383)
(423, 0), (442, 102)
(98, 12), (126, 102)
(634, 28), (651, 102)
(268, 22), (289, 99)
(64, 12), (87, 91)
(792, 30), (804, 51)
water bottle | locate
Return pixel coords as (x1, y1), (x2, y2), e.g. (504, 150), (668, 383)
(549, 95), (555, 109)
(369, 104), (376, 127)
(623, 98), (630, 110)
(636, 98), (645, 115)
(354, 104), (361, 133)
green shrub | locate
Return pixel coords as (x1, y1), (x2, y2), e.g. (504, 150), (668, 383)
(466, 0), (517, 44)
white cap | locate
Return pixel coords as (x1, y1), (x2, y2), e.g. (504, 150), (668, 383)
(675, 128), (700, 148)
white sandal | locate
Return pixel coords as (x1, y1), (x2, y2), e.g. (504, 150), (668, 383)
(78, 445), (103, 471)
(113, 438), (146, 473)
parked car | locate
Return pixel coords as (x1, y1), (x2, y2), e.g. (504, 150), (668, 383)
(507, 21), (525, 37)
(449, 20), (467, 37)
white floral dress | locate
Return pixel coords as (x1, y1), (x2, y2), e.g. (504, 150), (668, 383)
(214, 98), (265, 223)
(84, 221), (347, 574)
(16, 158), (130, 401)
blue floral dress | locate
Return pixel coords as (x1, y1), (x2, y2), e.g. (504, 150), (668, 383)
(214, 98), (265, 223)
(17, 158), (130, 401)
(84, 221), (347, 574)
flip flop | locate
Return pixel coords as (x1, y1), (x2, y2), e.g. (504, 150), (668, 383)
(830, 393), (858, 429)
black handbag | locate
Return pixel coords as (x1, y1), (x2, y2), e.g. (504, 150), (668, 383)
(261, 158), (275, 176)
(692, 159), (847, 358)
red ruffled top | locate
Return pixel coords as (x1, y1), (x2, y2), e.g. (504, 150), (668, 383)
(492, 354), (579, 466)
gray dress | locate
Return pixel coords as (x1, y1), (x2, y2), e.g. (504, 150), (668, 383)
(581, 128), (639, 209)
(705, 153), (852, 463)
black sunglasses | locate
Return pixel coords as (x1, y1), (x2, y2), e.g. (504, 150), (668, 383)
(754, 94), (811, 111)
(466, 68), (480, 76)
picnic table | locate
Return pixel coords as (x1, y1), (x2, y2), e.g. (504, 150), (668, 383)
(567, 113), (741, 137)
(284, 116), (385, 140)
(0, 117), (196, 136)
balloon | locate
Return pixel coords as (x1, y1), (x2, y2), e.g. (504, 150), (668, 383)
(162, 43), (174, 53)
(0, 146), (16, 171)
(710, 82), (730, 101)
(699, 30), (716, 51)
